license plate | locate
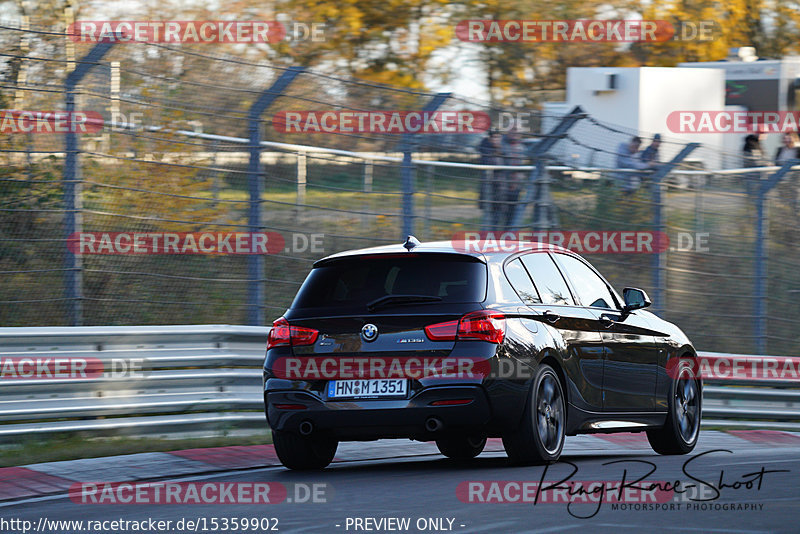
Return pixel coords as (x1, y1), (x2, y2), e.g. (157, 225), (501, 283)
(327, 379), (408, 399)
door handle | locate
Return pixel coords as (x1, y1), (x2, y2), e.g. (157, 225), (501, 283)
(542, 310), (560, 324)
(599, 314), (615, 328)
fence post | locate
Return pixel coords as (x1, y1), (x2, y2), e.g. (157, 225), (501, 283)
(104, 60), (120, 153)
(296, 152), (307, 219)
(648, 142), (699, 315)
(14, 13), (29, 108)
(510, 106), (585, 229)
(63, 39), (115, 326)
(531, 163), (554, 231)
(480, 170), (493, 231)
(400, 93), (450, 238)
(423, 163), (433, 239)
(361, 160), (373, 230)
(754, 158), (799, 353)
(246, 67), (304, 326)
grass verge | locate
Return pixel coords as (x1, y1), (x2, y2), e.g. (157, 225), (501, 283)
(0, 431), (272, 467)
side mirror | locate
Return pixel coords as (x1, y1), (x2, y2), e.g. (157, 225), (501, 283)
(622, 287), (651, 312)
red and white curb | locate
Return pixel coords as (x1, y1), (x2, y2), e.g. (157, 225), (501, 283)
(1, 430), (797, 502)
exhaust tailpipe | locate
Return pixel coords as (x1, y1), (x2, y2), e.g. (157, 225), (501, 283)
(425, 417), (443, 432)
(299, 420), (314, 436)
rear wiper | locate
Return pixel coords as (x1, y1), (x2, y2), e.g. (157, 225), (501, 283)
(367, 294), (443, 312)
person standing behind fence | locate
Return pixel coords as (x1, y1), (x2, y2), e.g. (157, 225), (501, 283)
(478, 129), (505, 226)
(615, 136), (651, 195)
(743, 133), (766, 166)
(773, 132), (800, 211)
(774, 132), (800, 164)
(742, 134), (766, 197)
(640, 134), (661, 165)
(502, 131), (527, 228)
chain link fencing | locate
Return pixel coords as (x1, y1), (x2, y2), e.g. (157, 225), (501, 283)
(1, 22), (799, 357)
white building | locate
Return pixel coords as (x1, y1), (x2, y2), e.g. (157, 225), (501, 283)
(680, 53), (800, 162)
(543, 67), (726, 169)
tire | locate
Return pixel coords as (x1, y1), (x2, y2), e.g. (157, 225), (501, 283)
(272, 429), (338, 470)
(436, 434), (487, 460)
(647, 360), (701, 455)
(503, 363), (566, 465)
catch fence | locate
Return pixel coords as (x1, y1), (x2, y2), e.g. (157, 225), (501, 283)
(1, 22), (799, 356)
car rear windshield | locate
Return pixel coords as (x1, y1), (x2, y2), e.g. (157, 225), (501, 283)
(291, 253), (487, 309)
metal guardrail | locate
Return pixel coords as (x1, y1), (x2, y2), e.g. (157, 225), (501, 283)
(0, 326), (797, 441)
(0, 325), (268, 440)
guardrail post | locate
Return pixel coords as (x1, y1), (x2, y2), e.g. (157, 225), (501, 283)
(246, 67), (304, 326)
(510, 106), (585, 229)
(400, 93), (450, 238)
(754, 158), (799, 353)
(64, 39), (115, 326)
(649, 142), (699, 316)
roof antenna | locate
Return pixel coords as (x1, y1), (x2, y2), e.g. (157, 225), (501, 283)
(403, 235), (420, 251)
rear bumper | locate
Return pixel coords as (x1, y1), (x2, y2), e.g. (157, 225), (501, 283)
(265, 385), (492, 440)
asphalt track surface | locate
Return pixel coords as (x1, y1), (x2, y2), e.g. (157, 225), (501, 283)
(2, 433), (798, 534)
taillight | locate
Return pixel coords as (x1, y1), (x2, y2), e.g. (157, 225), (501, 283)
(424, 311), (505, 344)
(424, 320), (458, 341)
(267, 317), (319, 350)
(268, 318), (292, 349)
(458, 310), (505, 344)
(290, 324), (319, 346)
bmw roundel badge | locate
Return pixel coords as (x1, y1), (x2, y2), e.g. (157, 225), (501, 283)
(361, 323), (378, 342)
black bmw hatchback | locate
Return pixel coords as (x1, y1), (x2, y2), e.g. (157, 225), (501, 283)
(263, 238), (701, 469)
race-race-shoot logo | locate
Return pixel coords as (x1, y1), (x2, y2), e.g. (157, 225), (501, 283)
(458, 449), (787, 518)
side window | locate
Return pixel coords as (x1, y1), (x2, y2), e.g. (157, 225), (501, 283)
(553, 254), (618, 310)
(520, 253), (574, 306)
(504, 258), (541, 304)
